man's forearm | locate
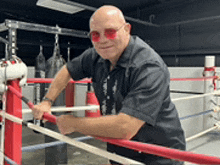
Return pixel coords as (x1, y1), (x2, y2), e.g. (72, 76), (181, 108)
(45, 65), (71, 101)
(74, 115), (127, 138)
(59, 114), (127, 139)
(58, 113), (145, 139)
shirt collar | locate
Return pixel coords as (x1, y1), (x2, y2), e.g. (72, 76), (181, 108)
(102, 36), (135, 69)
(97, 36), (136, 69)
(116, 36), (135, 68)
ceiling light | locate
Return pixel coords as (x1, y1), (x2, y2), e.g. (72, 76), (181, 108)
(36, 0), (84, 14)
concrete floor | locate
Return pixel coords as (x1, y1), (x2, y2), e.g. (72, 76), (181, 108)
(21, 126), (109, 165)
(185, 131), (220, 165)
(19, 125), (220, 165)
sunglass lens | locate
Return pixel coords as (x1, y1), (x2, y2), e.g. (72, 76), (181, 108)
(91, 31), (100, 42)
(105, 29), (117, 39)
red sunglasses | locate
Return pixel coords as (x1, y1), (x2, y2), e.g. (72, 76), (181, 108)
(89, 23), (126, 42)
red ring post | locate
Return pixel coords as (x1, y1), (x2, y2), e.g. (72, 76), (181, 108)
(65, 82), (75, 108)
(85, 91), (100, 117)
(5, 80), (22, 165)
(204, 67), (217, 90)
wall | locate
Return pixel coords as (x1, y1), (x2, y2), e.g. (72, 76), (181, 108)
(169, 67), (219, 138)
(128, 0), (220, 66)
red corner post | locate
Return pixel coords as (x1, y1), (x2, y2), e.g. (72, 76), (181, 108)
(5, 80), (22, 165)
(85, 90), (100, 117)
(65, 82), (75, 107)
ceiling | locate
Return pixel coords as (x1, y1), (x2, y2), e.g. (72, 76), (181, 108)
(0, 0), (190, 65)
(0, 0), (190, 29)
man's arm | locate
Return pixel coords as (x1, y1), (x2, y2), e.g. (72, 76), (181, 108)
(44, 65), (71, 101)
(32, 65), (71, 119)
(57, 112), (145, 139)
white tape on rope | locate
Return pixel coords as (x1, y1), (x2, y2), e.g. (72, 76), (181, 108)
(22, 105), (100, 114)
(0, 111), (143, 165)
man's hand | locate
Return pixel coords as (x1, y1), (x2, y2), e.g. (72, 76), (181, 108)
(0, 55), (27, 93)
(32, 101), (52, 120)
(57, 115), (75, 135)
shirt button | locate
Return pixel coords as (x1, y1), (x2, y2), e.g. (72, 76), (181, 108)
(107, 76), (110, 79)
(107, 96), (110, 99)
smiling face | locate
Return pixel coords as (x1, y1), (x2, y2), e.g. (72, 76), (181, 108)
(89, 6), (131, 65)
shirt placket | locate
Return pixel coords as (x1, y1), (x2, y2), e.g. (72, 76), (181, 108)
(106, 75), (112, 114)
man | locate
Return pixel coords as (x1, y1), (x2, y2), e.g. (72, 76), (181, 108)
(33, 5), (185, 164)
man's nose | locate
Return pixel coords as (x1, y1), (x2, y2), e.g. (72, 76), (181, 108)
(99, 33), (108, 42)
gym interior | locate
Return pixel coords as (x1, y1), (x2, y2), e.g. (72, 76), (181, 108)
(1, 0), (220, 165)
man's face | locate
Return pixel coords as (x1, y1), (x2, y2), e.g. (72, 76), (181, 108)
(90, 18), (129, 63)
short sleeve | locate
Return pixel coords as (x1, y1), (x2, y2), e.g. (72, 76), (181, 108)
(120, 62), (168, 126)
(66, 48), (96, 80)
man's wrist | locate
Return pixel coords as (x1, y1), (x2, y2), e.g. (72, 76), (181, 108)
(42, 97), (54, 105)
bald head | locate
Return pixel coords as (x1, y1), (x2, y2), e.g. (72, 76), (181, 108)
(88, 5), (131, 65)
(90, 5), (126, 27)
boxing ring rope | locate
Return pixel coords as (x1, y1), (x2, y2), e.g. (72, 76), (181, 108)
(22, 105), (99, 114)
(170, 75), (219, 102)
(28, 76), (217, 83)
(172, 91), (219, 102)
(186, 124), (220, 142)
(28, 77), (219, 103)
(3, 111), (220, 165)
(26, 78), (92, 84)
(22, 136), (93, 152)
(180, 109), (214, 120)
(4, 155), (17, 165)
(21, 108), (218, 152)
(27, 76), (219, 104)
(170, 76), (218, 81)
(4, 84), (220, 164)
(20, 109), (216, 153)
(0, 111), (143, 165)
(3, 110), (220, 164)
(22, 92), (219, 114)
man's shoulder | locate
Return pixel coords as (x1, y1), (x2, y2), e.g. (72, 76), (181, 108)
(80, 47), (100, 61)
(128, 36), (168, 73)
(131, 43), (162, 66)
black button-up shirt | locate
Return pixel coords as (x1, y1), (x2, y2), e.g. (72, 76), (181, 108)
(67, 36), (185, 164)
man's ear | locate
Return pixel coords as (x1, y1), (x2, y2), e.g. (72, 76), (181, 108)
(125, 23), (131, 34)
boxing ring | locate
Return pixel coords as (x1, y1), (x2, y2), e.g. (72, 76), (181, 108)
(1, 19), (220, 165)
(1, 56), (220, 165)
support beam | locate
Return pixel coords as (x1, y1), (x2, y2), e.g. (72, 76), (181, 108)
(4, 19), (88, 38)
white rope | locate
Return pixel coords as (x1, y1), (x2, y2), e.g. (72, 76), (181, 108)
(186, 123), (220, 142)
(0, 111), (143, 165)
(22, 105), (99, 114)
(172, 90), (220, 102)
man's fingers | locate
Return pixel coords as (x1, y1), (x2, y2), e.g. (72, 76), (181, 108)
(32, 109), (44, 120)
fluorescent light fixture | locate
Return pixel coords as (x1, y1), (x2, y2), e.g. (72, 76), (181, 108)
(36, 0), (84, 14)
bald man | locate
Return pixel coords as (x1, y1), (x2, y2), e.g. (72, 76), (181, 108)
(33, 5), (185, 165)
